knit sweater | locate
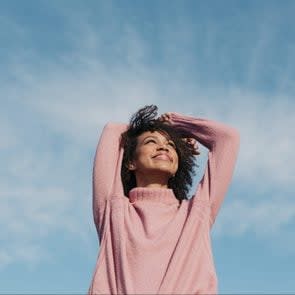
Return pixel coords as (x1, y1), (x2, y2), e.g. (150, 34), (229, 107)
(88, 112), (240, 295)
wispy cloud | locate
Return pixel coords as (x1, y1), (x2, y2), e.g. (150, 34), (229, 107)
(0, 118), (18, 149)
(215, 195), (295, 236)
(0, 185), (85, 266)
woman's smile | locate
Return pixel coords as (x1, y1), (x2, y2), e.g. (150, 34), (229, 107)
(152, 153), (173, 162)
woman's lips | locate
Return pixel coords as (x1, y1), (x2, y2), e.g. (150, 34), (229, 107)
(152, 153), (172, 161)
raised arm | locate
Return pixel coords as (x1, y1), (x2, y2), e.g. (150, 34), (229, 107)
(92, 123), (127, 233)
(169, 113), (240, 226)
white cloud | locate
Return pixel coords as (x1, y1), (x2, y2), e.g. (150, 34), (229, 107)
(0, 118), (18, 149)
(0, 244), (51, 271)
(1, 186), (70, 236)
(23, 65), (158, 144)
(215, 195), (295, 236)
(0, 184), (91, 266)
(0, 250), (13, 270)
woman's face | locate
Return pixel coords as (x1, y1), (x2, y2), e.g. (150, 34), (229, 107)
(129, 131), (179, 179)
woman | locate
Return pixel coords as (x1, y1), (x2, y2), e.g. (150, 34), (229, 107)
(88, 105), (240, 294)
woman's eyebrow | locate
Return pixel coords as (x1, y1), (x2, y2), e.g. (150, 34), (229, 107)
(143, 135), (174, 143)
(143, 135), (158, 140)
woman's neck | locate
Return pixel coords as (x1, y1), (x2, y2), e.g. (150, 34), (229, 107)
(135, 172), (169, 189)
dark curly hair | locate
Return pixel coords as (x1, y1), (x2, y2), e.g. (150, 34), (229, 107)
(120, 105), (198, 201)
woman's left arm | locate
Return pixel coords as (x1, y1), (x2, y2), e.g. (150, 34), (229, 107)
(169, 112), (240, 225)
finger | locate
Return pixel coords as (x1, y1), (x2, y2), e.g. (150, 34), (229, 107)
(159, 113), (172, 123)
(165, 112), (172, 120)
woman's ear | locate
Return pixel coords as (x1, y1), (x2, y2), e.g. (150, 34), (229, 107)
(127, 161), (136, 171)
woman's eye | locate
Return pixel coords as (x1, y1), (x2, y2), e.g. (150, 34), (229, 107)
(168, 141), (176, 149)
(145, 139), (156, 144)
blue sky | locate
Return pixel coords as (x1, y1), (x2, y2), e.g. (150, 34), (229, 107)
(1, 0), (294, 293)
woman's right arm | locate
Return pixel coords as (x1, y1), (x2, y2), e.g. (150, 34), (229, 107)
(92, 123), (127, 232)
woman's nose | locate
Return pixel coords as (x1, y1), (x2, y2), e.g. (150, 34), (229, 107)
(157, 143), (169, 151)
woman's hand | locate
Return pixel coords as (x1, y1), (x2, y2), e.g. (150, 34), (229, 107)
(158, 113), (200, 155)
(183, 137), (200, 155)
(158, 112), (172, 124)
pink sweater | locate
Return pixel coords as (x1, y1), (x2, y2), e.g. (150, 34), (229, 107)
(88, 113), (240, 294)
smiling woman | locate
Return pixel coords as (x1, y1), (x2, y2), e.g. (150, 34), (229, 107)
(120, 105), (198, 202)
(88, 105), (240, 294)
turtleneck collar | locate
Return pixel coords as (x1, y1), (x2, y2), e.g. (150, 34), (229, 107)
(128, 187), (179, 205)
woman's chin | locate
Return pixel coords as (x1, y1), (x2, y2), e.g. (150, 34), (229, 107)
(142, 167), (175, 179)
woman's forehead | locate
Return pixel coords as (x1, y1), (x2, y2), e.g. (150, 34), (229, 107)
(138, 130), (172, 141)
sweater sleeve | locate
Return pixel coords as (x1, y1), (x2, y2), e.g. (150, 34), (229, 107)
(169, 113), (240, 226)
(92, 123), (128, 235)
